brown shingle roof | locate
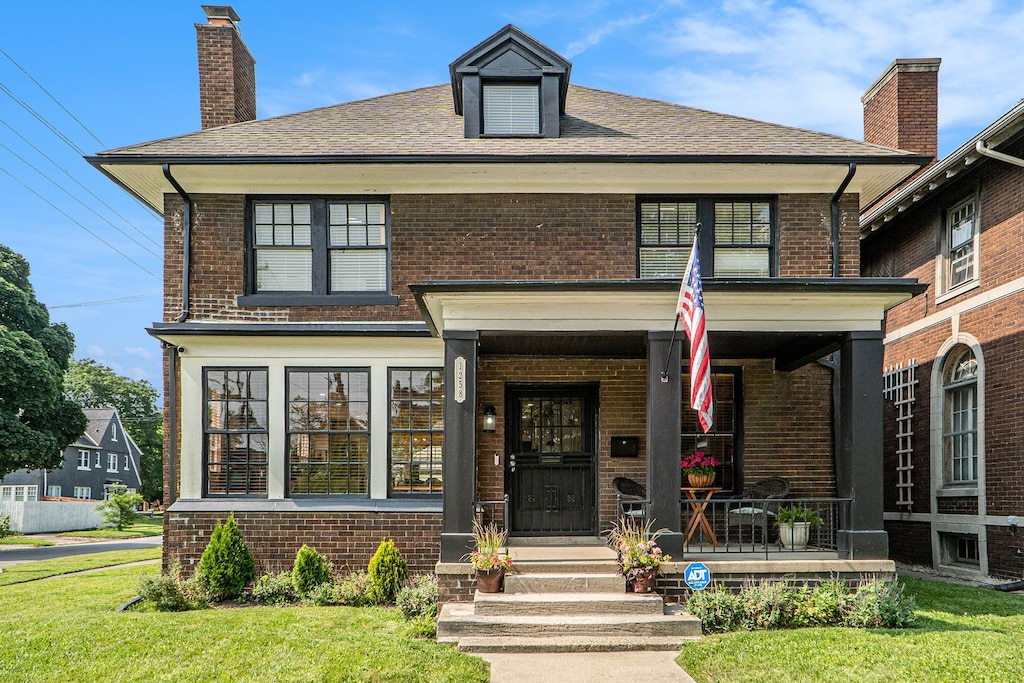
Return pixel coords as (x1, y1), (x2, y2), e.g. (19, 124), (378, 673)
(98, 84), (915, 160)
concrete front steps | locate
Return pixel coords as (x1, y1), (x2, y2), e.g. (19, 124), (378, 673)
(437, 549), (702, 653)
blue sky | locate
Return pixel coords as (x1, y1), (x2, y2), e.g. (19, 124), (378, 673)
(2, 0), (1022, 389)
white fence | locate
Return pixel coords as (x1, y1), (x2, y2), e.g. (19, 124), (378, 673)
(0, 500), (105, 534)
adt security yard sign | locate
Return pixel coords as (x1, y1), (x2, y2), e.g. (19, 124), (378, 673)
(684, 562), (711, 590)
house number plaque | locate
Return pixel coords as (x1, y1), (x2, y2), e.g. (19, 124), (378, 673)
(454, 356), (466, 403)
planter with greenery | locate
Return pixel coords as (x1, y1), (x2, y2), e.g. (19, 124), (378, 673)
(775, 504), (823, 550)
(465, 521), (512, 593)
(606, 517), (671, 593)
(681, 450), (719, 488)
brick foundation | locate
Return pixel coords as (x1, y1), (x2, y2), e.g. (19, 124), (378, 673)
(163, 510), (442, 575)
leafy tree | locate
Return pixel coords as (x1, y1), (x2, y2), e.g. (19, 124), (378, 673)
(95, 483), (144, 530)
(0, 244), (86, 478)
(65, 358), (163, 502)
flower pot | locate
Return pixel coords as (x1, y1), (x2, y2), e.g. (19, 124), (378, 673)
(687, 472), (715, 488)
(779, 521), (811, 550)
(475, 567), (505, 593)
(629, 568), (657, 593)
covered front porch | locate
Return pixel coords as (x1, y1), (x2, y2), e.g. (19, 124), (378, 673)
(412, 279), (923, 569)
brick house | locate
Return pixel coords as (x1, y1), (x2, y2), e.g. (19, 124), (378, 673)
(861, 59), (1024, 581)
(90, 7), (927, 585)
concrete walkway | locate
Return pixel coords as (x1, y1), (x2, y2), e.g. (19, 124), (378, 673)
(479, 650), (697, 682)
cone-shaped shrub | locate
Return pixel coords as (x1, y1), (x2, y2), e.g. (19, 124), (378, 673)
(197, 512), (255, 601)
(367, 538), (408, 604)
(293, 544), (331, 596)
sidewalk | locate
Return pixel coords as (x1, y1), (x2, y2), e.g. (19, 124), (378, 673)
(479, 650), (696, 683)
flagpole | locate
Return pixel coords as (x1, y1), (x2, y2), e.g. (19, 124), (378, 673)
(660, 223), (700, 383)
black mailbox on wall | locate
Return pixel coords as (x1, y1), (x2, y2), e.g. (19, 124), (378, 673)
(610, 436), (639, 458)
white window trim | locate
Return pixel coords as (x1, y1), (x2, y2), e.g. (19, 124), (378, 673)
(47, 485), (62, 498)
(107, 453), (119, 473)
(77, 449), (91, 471)
(935, 196), (980, 300)
(930, 333), (987, 576)
(73, 486), (92, 500)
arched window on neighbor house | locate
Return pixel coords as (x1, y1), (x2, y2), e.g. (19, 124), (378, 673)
(942, 345), (979, 485)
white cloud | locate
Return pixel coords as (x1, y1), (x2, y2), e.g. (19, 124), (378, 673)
(129, 366), (150, 381)
(565, 13), (655, 57)
(86, 345), (107, 358)
(125, 346), (153, 359)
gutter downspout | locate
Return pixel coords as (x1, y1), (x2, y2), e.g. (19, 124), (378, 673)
(162, 164), (192, 323)
(976, 140), (1024, 168)
(831, 163), (857, 277)
(162, 342), (179, 507)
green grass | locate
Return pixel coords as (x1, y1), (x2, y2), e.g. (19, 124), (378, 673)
(59, 515), (163, 539)
(0, 561), (488, 683)
(0, 548), (161, 586)
(677, 577), (1024, 682)
(0, 536), (55, 547)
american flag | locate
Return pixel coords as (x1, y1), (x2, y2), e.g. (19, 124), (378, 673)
(676, 238), (713, 432)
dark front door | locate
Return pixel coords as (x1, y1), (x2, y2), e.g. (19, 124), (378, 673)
(506, 384), (597, 535)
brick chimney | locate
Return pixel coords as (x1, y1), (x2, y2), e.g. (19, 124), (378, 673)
(862, 58), (940, 159)
(196, 5), (256, 129)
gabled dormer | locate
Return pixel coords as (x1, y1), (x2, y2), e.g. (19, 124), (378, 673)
(449, 24), (572, 139)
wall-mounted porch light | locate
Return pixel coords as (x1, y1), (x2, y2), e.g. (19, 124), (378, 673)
(482, 405), (497, 433)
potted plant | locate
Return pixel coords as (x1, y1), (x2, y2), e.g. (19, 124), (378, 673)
(465, 521), (513, 593)
(775, 504), (823, 550)
(605, 517), (671, 593)
(681, 450), (719, 488)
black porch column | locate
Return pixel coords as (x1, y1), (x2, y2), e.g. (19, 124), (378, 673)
(647, 331), (684, 557)
(837, 330), (888, 559)
(440, 330), (479, 562)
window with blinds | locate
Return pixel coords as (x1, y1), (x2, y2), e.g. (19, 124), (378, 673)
(483, 83), (540, 135)
(638, 197), (775, 278)
(946, 197), (977, 291)
(250, 198), (390, 296)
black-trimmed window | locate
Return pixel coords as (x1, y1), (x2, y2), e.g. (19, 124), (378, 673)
(682, 368), (740, 494)
(287, 369), (369, 496)
(246, 198), (394, 304)
(483, 82), (540, 135)
(638, 198), (775, 278)
(389, 369), (444, 495)
(204, 368), (268, 496)
(942, 346), (978, 484)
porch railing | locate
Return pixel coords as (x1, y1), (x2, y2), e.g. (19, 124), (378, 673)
(681, 497), (851, 558)
(473, 494), (509, 533)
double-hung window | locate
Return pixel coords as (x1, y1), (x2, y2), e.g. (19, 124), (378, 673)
(945, 197), (977, 292)
(74, 486), (91, 500)
(389, 369), (444, 495)
(78, 450), (91, 470)
(204, 368), (269, 496)
(247, 198), (393, 304)
(638, 197), (774, 278)
(287, 369), (370, 495)
(107, 453), (118, 472)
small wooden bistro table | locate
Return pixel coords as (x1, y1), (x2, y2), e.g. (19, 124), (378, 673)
(681, 486), (723, 547)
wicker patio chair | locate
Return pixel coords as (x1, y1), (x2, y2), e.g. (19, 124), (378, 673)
(725, 477), (791, 544)
(612, 477), (650, 523)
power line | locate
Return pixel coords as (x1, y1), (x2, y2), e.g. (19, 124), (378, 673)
(0, 139), (161, 258)
(51, 293), (158, 309)
(0, 47), (104, 146)
(0, 80), (86, 156)
(0, 117), (160, 248)
(0, 164), (160, 280)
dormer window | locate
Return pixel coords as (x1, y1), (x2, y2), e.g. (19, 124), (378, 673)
(450, 25), (571, 139)
(483, 83), (540, 135)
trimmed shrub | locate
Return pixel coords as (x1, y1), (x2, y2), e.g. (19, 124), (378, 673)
(292, 544), (331, 596)
(799, 576), (852, 627)
(367, 538), (408, 604)
(196, 512), (255, 601)
(397, 575), (438, 620)
(687, 584), (746, 634)
(248, 572), (298, 606)
(334, 571), (374, 606)
(740, 580), (799, 631)
(137, 573), (190, 612)
(0, 513), (10, 540)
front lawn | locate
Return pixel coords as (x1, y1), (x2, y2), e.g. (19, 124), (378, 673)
(59, 514), (163, 539)
(677, 576), (1024, 682)
(0, 535), (54, 547)
(0, 547), (161, 587)
(0, 558), (488, 683)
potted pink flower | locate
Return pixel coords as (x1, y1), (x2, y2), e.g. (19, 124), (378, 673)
(681, 450), (719, 488)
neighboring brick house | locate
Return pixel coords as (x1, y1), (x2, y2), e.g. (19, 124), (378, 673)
(1, 408), (143, 503)
(861, 59), (1024, 581)
(89, 7), (927, 575)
